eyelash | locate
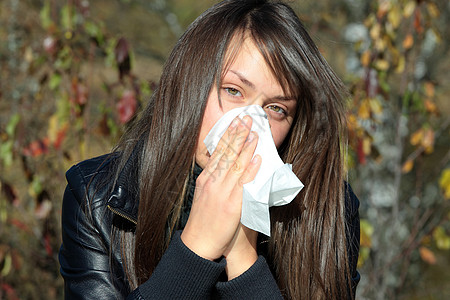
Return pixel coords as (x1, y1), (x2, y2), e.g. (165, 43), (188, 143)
(266, 105), (286, 116)
(223, 87), (287, 116)
(224, 87), (242, 97)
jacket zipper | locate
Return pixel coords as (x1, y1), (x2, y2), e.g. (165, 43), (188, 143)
(107, 205), (138, 225)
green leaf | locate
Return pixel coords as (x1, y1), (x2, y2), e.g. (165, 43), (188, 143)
(56, 92), (71, 121)
(6, 113), (20, 137)
(55, 46), (73, 70)
(107, 117), (119, 138)
(29, 176), (43, 198)
(0, 140), (14, 167)
(84, 21), (104, 45)
(141, 81), (152, 98)
(61, 4), (72, 31)
(49, 73), (62, 90)
(433, 226), (450, 250)
(39, 1), (53, 30)
(105, 38), (118, 67)
(1, 254), (12, 276)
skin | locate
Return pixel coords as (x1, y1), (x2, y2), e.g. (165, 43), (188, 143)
(181, 38), (297, 280)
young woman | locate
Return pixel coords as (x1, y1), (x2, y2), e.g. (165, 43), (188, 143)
(59, 0), (360, 299)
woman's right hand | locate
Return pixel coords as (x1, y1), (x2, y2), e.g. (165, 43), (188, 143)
(181, 115), (261, 261)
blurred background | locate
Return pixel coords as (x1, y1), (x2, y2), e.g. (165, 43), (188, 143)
(0, 0), (449, 299)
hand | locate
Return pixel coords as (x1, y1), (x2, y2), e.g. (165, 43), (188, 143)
(223, 224), (258, 280)
(181, 116), (261, 261)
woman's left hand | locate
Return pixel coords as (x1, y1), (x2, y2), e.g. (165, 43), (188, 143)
(223, 224), (258, 280)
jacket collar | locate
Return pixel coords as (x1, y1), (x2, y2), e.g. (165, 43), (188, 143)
(107, 184), (139, 225)
(106, 148), (202, 227)
(106, 145), (142, 225)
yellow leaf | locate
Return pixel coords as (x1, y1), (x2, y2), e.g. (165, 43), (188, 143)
(403, 34), (414, 50)
(404, 1), (416, 18)
(421, 128), (435, 149)
(24, 47), (33, 63)
(47, 115), (59, 143)
(431, 28), (442, 44)
(410, 129), (423, 146)
(347, 114), (358, 131)
(433, 227), (450, 250)
(361, 50), (371, 67)
(424, 145), (434, 155)
(370, 23), (381, 40)
(424, 100), (437, 114)
(363, 137), (372, 156)
(439, 168), (450, 200)
(402, 159), (414, 174)
(360, 219), (373, 248)
(369, 98), (383, 115)
(377, 1), (390, 18)
(419, 246), (436, 264)
(358, 100), (371, 120)
(375, 59), (389, 71)
(427, 3), (440, 18)
(388, 5), (402, 29)
(424, 82), (435, 97)
(375, 36), (387, 52)
(395, 55), (405, 73)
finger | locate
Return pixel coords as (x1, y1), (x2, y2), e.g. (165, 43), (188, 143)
(203, 117), (240, 176)
(238, 154), (261, 186)
(216, 116), (252, 174)
(228, 130), (258, 176)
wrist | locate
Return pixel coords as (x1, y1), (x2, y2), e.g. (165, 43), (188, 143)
(225, 248), (258, 280)
(180, 230), (222, 261)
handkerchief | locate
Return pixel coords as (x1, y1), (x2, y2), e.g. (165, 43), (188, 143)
(204, 105), (304, 236)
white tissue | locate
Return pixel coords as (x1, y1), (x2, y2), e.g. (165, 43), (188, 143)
(203, 105), (304, 236)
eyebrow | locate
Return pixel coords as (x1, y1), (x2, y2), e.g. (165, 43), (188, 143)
(229, 70), (295, 102)
(230, 70), (256, 90)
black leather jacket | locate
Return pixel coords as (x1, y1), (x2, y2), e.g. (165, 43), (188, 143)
(59, 153), (360, 299)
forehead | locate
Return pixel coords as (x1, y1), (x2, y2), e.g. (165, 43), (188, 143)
(221, 33), (297, 99)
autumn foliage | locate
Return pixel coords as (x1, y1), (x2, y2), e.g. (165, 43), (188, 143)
(0, 0), (448, 299)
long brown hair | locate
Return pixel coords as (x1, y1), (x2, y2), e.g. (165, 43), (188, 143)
(113, 0), (351, 298)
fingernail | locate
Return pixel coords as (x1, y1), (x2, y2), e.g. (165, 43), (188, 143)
(243, 115), (252, 126)
(230, 117), (239, 128)
(247, 132), (255, 142)
(251, 155), (260, 164)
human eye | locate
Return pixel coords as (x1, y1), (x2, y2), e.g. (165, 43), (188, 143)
(224, 87), (242, 97)
(266, 105), (286, 116)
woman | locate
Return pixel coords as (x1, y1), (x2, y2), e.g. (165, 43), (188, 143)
(59, 0), (360, 299)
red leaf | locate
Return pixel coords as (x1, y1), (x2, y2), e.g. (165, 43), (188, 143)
(44, 234), (53, 257)
(71, 78), (88, 105)
(22, 138), (50, 157)
(53, 124), (68, 150)
(117, 90), (137, 124)
(1, 283), (19, 300)
(10, 218), (30, 232)
(414, 9), (423, 33)
(357, 138), (366, 165)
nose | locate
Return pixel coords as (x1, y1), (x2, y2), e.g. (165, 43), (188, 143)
(248, 98), (269, 119)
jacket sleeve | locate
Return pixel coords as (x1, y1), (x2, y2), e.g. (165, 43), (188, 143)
(60, 162), (227, 300)
(59, 167), (130, 299)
